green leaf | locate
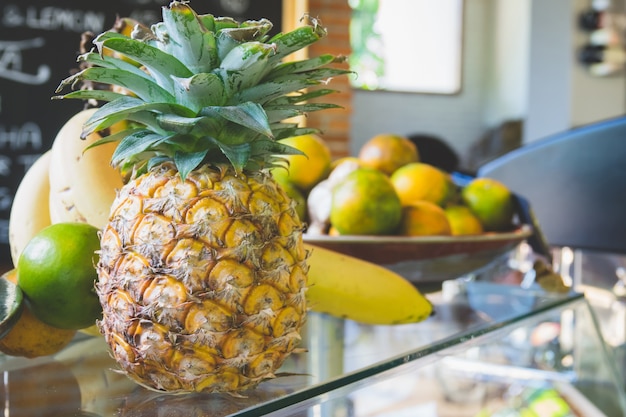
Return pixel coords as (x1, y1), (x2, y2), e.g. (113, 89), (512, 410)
(57, 67), (175, 103)
(250, 138), (305, 156)
(267, 67), (353, 84)
(171, 73), (227, 112)
(198, 13), (216, 32)
(264, 54), (338, 80)
(220, 42), (275, 89)
(112, 130), (172, 167)
(53, 89), (127, 103)
(267, 23), (326, 66)
(214, 16), (240, 31)
(215, 20), (273, 61)
(265, 108), (302, 123)
(95, 32), (194, 91)
(77, 51), (150, 79)
(236, 79), (319, 105)
(199, 102), (272, 138)
(147, 156), (171, 172)
(82, 97), (143, 136)
(83, 127), (144, 153)
(162, 2), (218, 73)
(174, 150), (208, 180)
(156, 114), (208, 134)
(210, 139), (251, 172)
(265, 103), (341, 123)
(271, 125), (320, 140)
(268, 88), (340, 105)
(83, 96), (194, 136)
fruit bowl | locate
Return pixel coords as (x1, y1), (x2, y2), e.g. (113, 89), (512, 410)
(304, 225), (533, 288)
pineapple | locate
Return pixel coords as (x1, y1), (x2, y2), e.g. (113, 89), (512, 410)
(55, 1), (348, 393)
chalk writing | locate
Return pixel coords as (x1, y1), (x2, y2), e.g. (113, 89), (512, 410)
(2, 5), (106, 33)
(0, 122), (43, 151)
(0, 156), (9, 177)
(0, 38), (50, 84)
(0, 188), (12, 212)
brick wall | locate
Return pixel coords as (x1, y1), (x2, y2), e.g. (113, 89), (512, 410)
(306, 0), (353, 158)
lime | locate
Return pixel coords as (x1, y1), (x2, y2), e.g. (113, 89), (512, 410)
(462, 178), (515, 232)
(17, 222), (102, 330)
(330, 167), (402, 235)
(0, 270), (77, 358)
(0, 270), (24, 339)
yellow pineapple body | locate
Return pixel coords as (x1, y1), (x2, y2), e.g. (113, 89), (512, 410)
(56, 2), (347, 394)
(97, 163), (307, 393)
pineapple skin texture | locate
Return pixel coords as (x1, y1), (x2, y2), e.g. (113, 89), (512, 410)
(96, 162), (308, 393)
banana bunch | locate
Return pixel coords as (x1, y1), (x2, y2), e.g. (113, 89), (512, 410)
(9, 110), (432, 326)
(9, 109), (123, 266)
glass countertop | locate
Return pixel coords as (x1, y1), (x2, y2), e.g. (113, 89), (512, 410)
(0, 282), (614, 416)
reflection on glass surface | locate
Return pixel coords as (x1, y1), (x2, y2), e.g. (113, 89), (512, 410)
(0, 282), (623, 417)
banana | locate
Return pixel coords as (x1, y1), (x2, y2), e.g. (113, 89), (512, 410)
(8, 151), (53, 266)
(48, 108), (124, 228)
(305, 243), (433, 325)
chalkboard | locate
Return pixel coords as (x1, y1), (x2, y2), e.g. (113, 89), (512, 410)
(0, 0), (282, 264)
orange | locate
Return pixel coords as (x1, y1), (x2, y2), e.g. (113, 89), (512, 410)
(17, 222), (102, 330)
(276, 134), (332, 191)
(398, 201), (452, 236)
(444, 205), (484, 235)
(330, 168), (403, 235)
(0, 270), (77, 358)
(461, 178), (515, 232)
(358, 133), (419, 175)
(390, 162), (455, 207)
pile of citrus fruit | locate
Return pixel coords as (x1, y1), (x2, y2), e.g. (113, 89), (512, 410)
(0, 222), (102, 358)
(274, 133), (516, 237)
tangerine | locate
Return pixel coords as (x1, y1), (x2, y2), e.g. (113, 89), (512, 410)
(398, 201), (452, 236)
(358, 133), (419, 175)
(390, 162), (455, 207)
(444, 205), (484, 235)
(330, 168), (402, 235)
(276, 134), (332, 191)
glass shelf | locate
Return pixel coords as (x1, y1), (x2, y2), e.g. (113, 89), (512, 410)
(0, 281), (624, 417)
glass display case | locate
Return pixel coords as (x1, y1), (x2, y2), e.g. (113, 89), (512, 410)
(0, 281), (624, 417)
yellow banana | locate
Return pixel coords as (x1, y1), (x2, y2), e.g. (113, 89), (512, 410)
(48, 108), (124, 228)
(305, 243), (433, 325)
(8, 151), (53, 266)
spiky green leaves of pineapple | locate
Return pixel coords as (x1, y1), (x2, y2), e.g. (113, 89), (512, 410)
(54, 1), (350, 179)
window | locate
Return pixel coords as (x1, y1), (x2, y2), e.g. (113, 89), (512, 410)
(349, 0), (464, 94)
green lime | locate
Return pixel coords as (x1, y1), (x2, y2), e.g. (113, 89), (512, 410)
(462, 178), (515, 232)
(17, 223), (102, 330)
(0, 270), (24, 339)
(330, 167), (403, 235)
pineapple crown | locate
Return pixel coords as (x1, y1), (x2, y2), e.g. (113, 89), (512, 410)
(54, 1), (349, 179)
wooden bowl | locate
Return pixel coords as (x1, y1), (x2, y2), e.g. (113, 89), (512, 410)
(304, 226), (533, 288)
